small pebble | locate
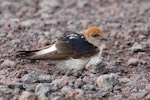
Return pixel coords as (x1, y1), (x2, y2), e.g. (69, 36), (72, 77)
(19, 91), (39, 100)
(97, 73), (118, 91)
(131, 43), (144, 52)
(128, 58), (139, 66)
(21, 71), (38, 83)
(1, 59), (16, 67)
(38, 74), (51, 82)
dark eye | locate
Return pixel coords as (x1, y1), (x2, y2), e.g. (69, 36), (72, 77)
(91, 34), (99, 37)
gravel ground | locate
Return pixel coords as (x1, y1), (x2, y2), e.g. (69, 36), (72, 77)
(0, 0), (150, 100)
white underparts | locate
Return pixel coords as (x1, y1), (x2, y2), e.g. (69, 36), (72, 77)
(36, 44), (57, 55)
(58, 58), (89, 71)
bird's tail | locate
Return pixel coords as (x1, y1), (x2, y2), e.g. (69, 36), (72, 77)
(16, 45), (53, 60)
(16, 50), (41, 60)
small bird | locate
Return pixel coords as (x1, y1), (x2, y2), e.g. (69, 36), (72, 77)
(16, 27), (106, 70)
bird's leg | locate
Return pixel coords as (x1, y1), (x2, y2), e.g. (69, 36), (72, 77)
(98, 43), (105, 59)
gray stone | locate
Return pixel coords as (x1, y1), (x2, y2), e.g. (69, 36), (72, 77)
(131, 43), (144, 52)
(131, 90), (148, 98)
(74, 89), (84, 96)
(19, 91), (39, 100)
(21, 20), (36, 27)
(74, 79), (84, 88)
(128, 58), (139, 66)
(60, 86), (72, 93)
(38, 74), (51, 82)
(140, 27), (150, 36)
(0, 20), (5, 27)
(8, 82), (23, 89)
(35, 83), (51, 96)
(77, 1), (88, 8)
(21, 71), (38, 83)
(35, 83), (52, 100)
(23, 83), (36, 92)
(0, 85), (13, 94)
(51, 76), (68, 89)
(97, 73), (118, 91)
(95, 89), (108, 99)
(82, 84), (95, 90)
(85, 51), (106, 74)
(1, 59), (16, 67)
(113, 94), (123, 100)
(52, 96), (61, 100)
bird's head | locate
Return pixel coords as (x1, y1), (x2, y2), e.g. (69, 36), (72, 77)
(84, 27), (105, 47)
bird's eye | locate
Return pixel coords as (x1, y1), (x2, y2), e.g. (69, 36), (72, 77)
(91, 34), (99, 37)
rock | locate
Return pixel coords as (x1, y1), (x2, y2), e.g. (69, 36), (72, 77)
(21, 71), (38, 83)
(21, 20), (36, 27)
(131, 43), (144, 52)
(126, 80), (138, 90)
(66, 90), (77, 97)
(38, 74), (51, 82)
(80, 20), (88, 27)
(128, 58), (139, 66)
(82, 84), (95, 90)
(41, 13), (50, 19)
(1, 59), (16, 67)
(96, 73), (118, 91)
(145, 84), (150, 91)
(74, 79), (84, 88)
(35, 83), (51, 100)
(95, 89), (109, 99)
(51, 76), (68, 89)
(48, 0), (60, 8)
(61, 86), (72, 93)
(89, 73), (97, 81)
(19, 91), (39, 100)
(82, 76), (93, 84)
(113, 94), (123, 100)
(52, 96), (61, 100)
(0, 20), (5, 27)
(14, 70), (28, 78)
(0, 85), (13, 94)
(74, 89), (84, 96)
(35, 83), (51, 95)
(118, 77), (131, 83)
(8, 82), (23, 89)
(130, 90), (148, 99)
(23, 83), (36, 92)
(140, 27), (150, 36)
(85, 56), (106, 74)
(145, 94), (150, 100)
(39, 0), (60, 9)
(38, 38), (48, 45)
(13, 88), (21, 97)
(113, 85), (121, 91)
(61, 87), (84, 97)
(61, 86), (77, 96)
(75, 95), (85, 100)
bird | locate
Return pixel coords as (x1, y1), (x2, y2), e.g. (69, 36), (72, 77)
(16, 27), (106, 71)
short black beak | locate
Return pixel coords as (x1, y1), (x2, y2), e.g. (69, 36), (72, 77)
(101, 38), (107, 41)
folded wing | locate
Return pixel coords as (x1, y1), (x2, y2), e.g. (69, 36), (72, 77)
(16, 33), (99, 60)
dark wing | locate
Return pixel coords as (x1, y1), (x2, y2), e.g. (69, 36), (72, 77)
(56, 33), (99, 59)
(16, 33), (99, 60)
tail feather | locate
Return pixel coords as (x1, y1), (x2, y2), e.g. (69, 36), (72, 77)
(16, 50), (40, 59)
(15, 44), (57, 60)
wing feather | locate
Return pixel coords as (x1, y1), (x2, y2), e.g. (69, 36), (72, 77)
(16, 34), (99, 60)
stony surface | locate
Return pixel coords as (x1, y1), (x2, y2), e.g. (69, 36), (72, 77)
(96, 73), (118, 91)
(0, 0), (150, 99)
